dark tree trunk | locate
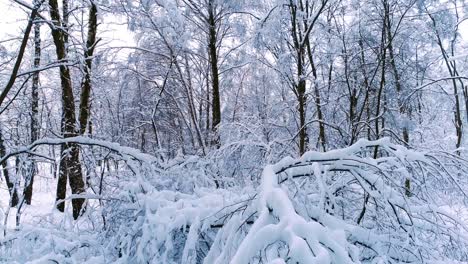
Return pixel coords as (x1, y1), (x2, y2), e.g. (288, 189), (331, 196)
(297, 78), (308, 155)
(0, 130), (18, 207)
(78, 2), (98, 135)
(208, 1), (221, 148)
(49, 0), (86, 219)
(62, 0), (69, 48)
(385, 11), (409, 145)
(373, 3), (388, 159)
(307, 41), (326, 152)
(289, 0), (328, 155)
(289, 1), (308, 155)
(24, 10), (42, 205)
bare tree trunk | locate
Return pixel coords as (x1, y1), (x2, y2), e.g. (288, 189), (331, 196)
(427, 12), (463, 152)
(49, 0), (85, 219)
(181, 55), (206, 154)
(385, 11), (409, 145)
(205, 66), (210, 142)
(0, 130), (18, 207)
(355, 36), (373, 142)
(307, 41), (326, 152)
(289, 1), (308, 155)
(78, 1), (98, 135)
(297, 79), (308, 155)
(24, 8), (41, 205)
(62, 0), (69, 49)
(289, 0), (328, 155)
(208, 1), (221, 148)
(303, 2), (327, 152)
(373, 5), (388, 159)
(383, 4), (411, 196)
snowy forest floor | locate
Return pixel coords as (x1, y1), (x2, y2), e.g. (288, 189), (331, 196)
(0, 166), (57, 229)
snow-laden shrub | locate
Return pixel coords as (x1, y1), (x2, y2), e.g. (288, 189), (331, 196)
(198, 138), (468, 263)
(105, 137), (468, 263)
(0, 225), (104, 263)
(1, 137), (467, 263)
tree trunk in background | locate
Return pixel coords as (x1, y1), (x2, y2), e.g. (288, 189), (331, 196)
(205, 68), (210, 143)
(307, 41), (326, 152)
(24, 10), (41, 205)
(62, 0), (69, 48)
(302, 0), (327, 152)
(427, 12), (463, 153)
(208, 1), (221, 148)
(373, 4), (388, 159)
(79, 1), (98, 135)
(385, 10), (409, 145)
(297, 67), (308, 155)
(49, 0), (85, 219)
(0, 130), (18, 207)
(289, 0), (328, 155)
(295, 39), (309, 155)
(384, 3), (411, 196)
(289, 2), (308, 155)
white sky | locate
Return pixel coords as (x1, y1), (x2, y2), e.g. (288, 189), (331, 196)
(0, 0), (27, 38)
(0, 0), (135, 51)
(462, 20), (468, 35)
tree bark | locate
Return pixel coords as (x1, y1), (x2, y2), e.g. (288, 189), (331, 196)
(307, 41), (326, 152)
(289, 1), (308, 155)
(0, 130), (18, 207)
(383, 2), (411, 195)
(24, 8), (42, 205)
(207, 0), (221, 148)
(49, 0), (85, 219)
(373, 4), (388, 159)
(289, 0), (328, 155)
(385, 10), (409, 145)
(78, 1), (98, 135)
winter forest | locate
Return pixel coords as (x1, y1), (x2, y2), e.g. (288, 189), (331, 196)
(0, 0), (468, 263)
